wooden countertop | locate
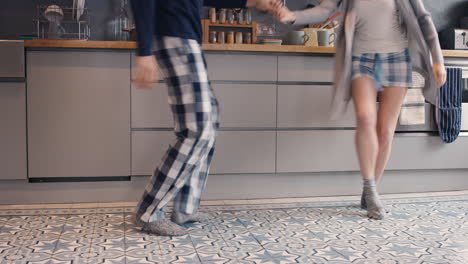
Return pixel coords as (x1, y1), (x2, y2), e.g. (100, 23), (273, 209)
(24, 39), (468, 58)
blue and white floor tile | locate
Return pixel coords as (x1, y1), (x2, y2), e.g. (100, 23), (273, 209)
(0, 192), (467, 263)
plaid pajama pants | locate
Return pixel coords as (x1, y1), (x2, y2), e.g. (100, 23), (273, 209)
(136, 36), (219, 223)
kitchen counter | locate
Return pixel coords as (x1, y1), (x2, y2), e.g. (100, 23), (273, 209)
(23, 39), (468, 57)
(1, 39), (467, 204)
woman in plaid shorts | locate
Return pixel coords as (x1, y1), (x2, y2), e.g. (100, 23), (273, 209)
(273, 0), (446, 220)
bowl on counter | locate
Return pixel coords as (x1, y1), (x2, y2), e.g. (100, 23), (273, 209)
(259, 39), (282, 45)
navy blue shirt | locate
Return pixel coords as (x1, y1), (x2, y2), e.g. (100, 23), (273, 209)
(130, 0), (248, 56)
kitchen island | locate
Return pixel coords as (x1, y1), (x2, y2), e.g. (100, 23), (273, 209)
(0, 40), (467, 204)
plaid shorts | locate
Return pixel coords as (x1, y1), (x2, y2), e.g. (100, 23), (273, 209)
(351, 49), (412, 91)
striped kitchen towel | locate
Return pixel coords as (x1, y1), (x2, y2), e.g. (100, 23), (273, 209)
(399, 72), (426, 125)
(435, 67), (463, 143)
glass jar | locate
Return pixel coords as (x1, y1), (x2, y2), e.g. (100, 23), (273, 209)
(218, 9), (227, 24)
(209, 31), (217, 43)
(209, 8), (217, 24)
(217, 31), (225, 44)
(244, 32), (252, 44)
(245, 9), (252, 25)
(227, 31), (235, 44)
(227, 9), (235, 24)
(236, 9), (244, 24)
(235, 32), (243, 44)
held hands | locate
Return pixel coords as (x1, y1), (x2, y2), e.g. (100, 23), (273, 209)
(271, 1), (296, 24)
(432, 63), (447, 88)
(246, 0), (280, 12)
(133, 55), (158, 89)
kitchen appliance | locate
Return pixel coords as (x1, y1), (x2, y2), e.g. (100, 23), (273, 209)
(440, 28), (468, 50)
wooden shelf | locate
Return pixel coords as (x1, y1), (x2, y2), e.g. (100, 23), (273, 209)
(203, 19), (257, 44)
(207, 22), (255, 28)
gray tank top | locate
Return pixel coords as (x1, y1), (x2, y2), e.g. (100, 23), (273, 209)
(353, 0), (408, 55)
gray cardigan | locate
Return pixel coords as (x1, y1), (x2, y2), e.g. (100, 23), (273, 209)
(293, 0), (444, 120)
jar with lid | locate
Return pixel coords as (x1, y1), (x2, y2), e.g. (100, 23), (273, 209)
(227, 9), (235, 24)
(235, 32), (243, 44)
(209, 31), (217, 43)
(218, 9), (227, 24)
(245, 9), (252, 25)
(217, 31), (225, 44)
(227, 31), (235, 44)
(243, 32), (252, 44)
(209, 8), (217, 23)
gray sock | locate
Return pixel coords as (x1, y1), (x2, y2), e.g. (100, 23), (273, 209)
(134, 211), (187, 236)
(171, 211), (211, 225)
(363, 180), (386, 220)
(360, 191), (367, 210)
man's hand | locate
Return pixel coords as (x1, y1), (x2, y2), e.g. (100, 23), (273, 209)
(133, 55), (158, 89)
(432, 63), (447, 88)
(246, 0), (278, 12)
(271, 1), (296, 24)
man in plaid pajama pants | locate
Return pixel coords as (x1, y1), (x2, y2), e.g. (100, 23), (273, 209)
(130, 0), (279, 236)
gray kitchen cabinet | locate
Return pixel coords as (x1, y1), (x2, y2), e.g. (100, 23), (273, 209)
(214, 83), (276, 128)
(27, 50), (131, 178)
(278, 56), (334, 82)
(205, 54), (277, 81)
(387, 134), (468, 170)
(277, 85), (356, 128)
(0, 83), (27, 180)
(276, 130), (359, 173)
(132, 130), (276, 175)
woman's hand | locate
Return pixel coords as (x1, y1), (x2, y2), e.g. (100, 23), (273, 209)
(271, 2), (296, 24)
(133, 55), (158, 89)
(432, 63), (447, 88)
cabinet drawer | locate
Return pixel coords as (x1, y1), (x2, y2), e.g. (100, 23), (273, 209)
(387, 133), (468, 170)
(206, 54), (277, 81)
(132, 82), (173, 128)
(277, 130), (358, 173)
(278, 56), (334, 82)
(132, 83), (277, 129)
(210, 131), (276, 174)
(131, 131), (173, 176)
(132, 130), (276, 175)
(215, 83), (276, 128)
(277, 85), (355, 128)
(0, 83), (27, 180)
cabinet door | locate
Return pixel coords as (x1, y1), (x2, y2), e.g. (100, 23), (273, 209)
(132, 82), (173, 128)
(277, 130), (359, 173)
(0, 83), (27, 180)
(27, 50), (131, 178)
(278, 85), (355, 128)
(205, 54), (277, 81)
(132, 130), (276, 175)
(278, 56), (334, 82)
(214, 84), (277, 128)
(387, 134), (468, 170)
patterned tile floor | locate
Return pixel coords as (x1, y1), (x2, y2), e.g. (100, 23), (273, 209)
(0, 192), (467, 264)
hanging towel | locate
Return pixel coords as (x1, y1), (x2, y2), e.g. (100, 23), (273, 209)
(399, 72), (426, 125)
(435, 67), (463, 143)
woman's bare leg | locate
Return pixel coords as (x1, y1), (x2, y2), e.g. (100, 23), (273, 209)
(352, 77), (378, 181)
(374, 86), (408, 183)
(352, 77), (386, 219)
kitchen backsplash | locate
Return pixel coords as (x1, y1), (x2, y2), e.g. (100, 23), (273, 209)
(0, 0), (467, 40)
